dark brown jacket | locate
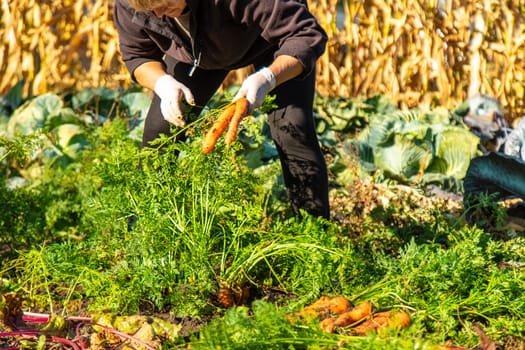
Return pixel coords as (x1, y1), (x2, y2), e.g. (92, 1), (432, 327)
(113, 0), (327, 79)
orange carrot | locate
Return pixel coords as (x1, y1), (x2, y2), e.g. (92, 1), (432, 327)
(351, 310), (411, 336)
(320, 301), (372, 333)
(201, 103), (236, 154)
(293, 296), (353, 320)
(225, 97), (250, 145)
(214, 287), (235, 308)
(379, 310), (411, 333)
(351, 310), (391, 335)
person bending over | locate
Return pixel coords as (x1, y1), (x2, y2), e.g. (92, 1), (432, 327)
(113, 0), (330, 219)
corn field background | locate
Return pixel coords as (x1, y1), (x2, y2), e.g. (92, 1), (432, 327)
(1, 0), (525, 120)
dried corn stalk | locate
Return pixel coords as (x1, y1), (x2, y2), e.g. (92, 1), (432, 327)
(0, 0), (128, 96)
(311, 0), (525, 119)
(0, 0), (524, 119)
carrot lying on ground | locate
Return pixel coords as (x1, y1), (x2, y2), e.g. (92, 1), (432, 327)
(350, 310), (411, 335)
(320, 301), (372, 333)
(292, 296), (353, 321)
(382, 310), (411, 333)
(225, 97), (250, 145)
(201, 97), (250, 154)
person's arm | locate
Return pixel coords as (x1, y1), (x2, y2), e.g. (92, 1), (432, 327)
(227, 0), (327, 80)
(113, 0), (194, 126)
(267, 55), (304, 87)
(133, 61), (167, 91)
(113, 0), (166, 80)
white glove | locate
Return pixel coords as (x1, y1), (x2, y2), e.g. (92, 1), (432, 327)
(154, 74), (195, 127)
(234, 67), (276, 111)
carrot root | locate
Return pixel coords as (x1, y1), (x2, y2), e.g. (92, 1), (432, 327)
(201, 97), (250, 154)
(320, 301), (372, 333)
(289, 296), (410, 335)
(225, 97), (250, 145)
(293, 296), (353, 321)
(201, 103), (236, 154)
(351, 310), (411, 335)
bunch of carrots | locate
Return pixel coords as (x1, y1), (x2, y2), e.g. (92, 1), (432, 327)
(289, 295), (411, 335)
(201, 97), (250, 154)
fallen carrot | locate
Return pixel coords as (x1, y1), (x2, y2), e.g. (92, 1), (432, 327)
(320, 301), (372, 333)
(381, 310), (411, 332)
(293, 296), (353, 321)
(201, 103), (236, 154)
(225, 97), (250, 145)
(351, 311), (391, 335)
(351, 310), (411, 335)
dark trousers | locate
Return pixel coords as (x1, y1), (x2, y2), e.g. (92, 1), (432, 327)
(142, 56), (330, 219)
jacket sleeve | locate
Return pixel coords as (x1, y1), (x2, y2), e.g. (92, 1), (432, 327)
(113, 0), (165, 79)
(225, 0), (327, 78)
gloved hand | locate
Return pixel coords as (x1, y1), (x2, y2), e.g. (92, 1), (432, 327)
(234, 67), (276, 111)
(154, 74), (195, 127)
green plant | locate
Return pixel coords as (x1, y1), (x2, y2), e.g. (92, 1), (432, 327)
(462, 192), (508, 230)
(2, 89), (524, 349)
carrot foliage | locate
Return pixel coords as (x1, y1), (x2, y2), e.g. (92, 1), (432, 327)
(0, 87), (523, 349)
